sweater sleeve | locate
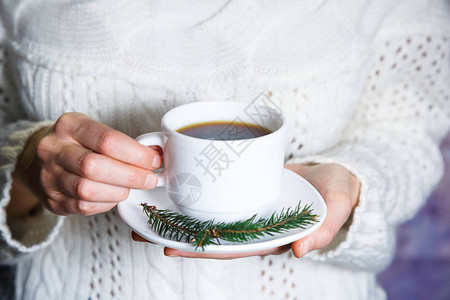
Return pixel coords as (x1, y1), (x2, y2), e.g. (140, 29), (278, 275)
(0, 25), (63, 264)
(285, 1), (450, 271)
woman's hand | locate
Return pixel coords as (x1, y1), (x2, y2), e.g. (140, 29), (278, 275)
(285, 163), (360, 258)
(9, 112), (162, 216)
(133, 163), (360, 259)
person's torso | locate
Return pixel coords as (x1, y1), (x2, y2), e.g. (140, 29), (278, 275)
(5, 0), (387, 159)
(6, 1), (390, 299)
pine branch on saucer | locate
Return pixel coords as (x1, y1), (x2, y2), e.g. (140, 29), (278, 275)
(141, 201), (319, 250)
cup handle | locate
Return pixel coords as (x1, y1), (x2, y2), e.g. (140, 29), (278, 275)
(136, 132), (167, 187)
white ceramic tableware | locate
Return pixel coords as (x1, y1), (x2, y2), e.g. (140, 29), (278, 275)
(135, 101), (286, 222)
(117, 168), (327, 253)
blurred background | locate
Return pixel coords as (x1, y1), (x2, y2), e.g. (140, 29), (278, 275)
(377, 132), (450, 299)
(1, 133), (450, 300)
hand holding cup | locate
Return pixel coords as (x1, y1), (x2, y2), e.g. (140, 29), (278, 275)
(14, 112), (162, 216)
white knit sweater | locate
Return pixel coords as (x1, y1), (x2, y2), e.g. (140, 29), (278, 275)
(1, 1), (449, 299)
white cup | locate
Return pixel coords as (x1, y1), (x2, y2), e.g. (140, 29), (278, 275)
(136, 101), (287, 222)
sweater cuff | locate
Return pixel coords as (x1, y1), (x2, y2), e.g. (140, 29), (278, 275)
(285, 149), (395, 271)
(0, 120), (64, 263)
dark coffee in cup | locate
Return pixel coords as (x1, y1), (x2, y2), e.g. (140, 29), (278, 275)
(177, 121), (272, 140)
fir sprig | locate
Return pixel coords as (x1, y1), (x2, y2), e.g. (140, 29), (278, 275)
(141, 201), (319, 250)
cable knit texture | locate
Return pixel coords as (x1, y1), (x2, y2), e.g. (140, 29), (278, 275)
(0, 0), (449, 299)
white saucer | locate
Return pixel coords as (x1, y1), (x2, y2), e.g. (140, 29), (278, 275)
(118, 168), (327, 254)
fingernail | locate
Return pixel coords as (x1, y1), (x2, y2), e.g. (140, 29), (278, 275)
(299, 239), (311, 257)
(78, 201), (92, 212)
(152, 155), (162, 168)
(164, 250), (179, 257)
(145, 173), (156, 189)
(132, 236), (143, 242)
(164, 250), (180, 257)
(165, 253), (178, 257)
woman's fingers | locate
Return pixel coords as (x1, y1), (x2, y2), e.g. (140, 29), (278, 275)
(291, 189), (353, 258)
(163, 244), (291, 259)
(46, 197), (117, 216)
(74, 201), (117, 216)
(57, 113), (162, 170)
(131, 231), (155, 244)
(29, 113), (165, 217)
(130, 231), (291, 259)
(284, 163), (361, 258)
(56, 143), (158, 189)
(55, 169), (130, 202)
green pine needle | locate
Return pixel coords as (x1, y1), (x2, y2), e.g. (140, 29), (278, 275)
(141, 201), (319, 250)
